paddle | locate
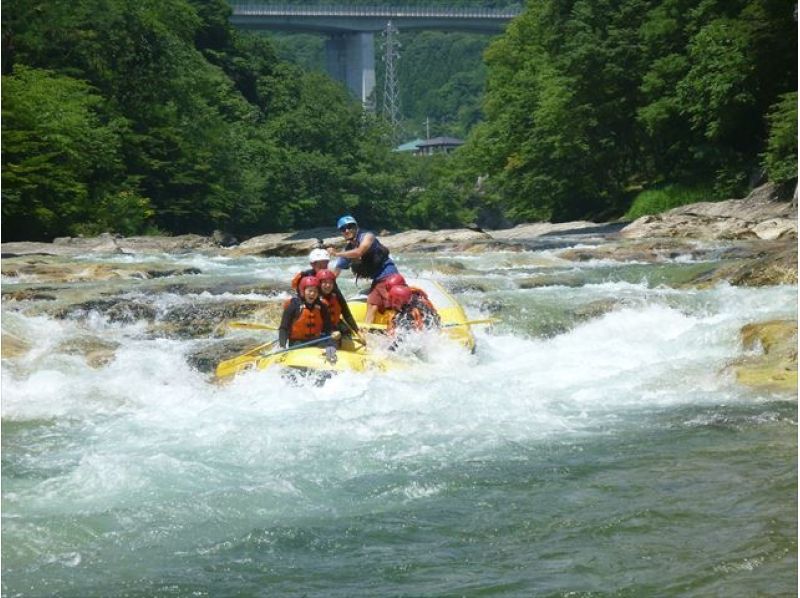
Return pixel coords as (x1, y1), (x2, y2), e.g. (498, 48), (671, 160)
(442, 318), (498, 328)
(342, 318), (367, 347)
(226, 321), (278, 331)
(355, 318), (498, 330)
(241, 339), (278, 357)
(258, 335), (333, 359)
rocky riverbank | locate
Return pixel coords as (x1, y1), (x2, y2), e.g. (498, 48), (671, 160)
(2, 182), (796, 392)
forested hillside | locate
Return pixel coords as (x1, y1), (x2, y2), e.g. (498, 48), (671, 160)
(2, 0), (413, 240)
(270, 29), (492, 139)
(455, 0), (797, 222)
(2, 0), (796, 241)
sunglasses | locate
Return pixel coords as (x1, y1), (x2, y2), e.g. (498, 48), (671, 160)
(339, 223), (357, 232)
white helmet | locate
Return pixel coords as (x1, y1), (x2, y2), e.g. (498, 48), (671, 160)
(308, 248), (330, 264)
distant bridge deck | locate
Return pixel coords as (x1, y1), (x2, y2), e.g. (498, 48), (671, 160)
(229, 3), (522, 33)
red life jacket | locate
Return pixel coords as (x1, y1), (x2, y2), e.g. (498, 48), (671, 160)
(409, 287), (435, 311)
(388, 298), (441, 334)
(283, 298), (325, 341)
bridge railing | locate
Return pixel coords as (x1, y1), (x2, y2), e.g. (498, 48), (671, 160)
(230, 4), (522, 19)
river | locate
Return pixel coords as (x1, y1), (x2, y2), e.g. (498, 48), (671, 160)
(2, 236), (796, 596)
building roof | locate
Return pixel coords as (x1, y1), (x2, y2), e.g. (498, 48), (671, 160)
(393, 138), (426, 152)
(416, 136), (464, 147)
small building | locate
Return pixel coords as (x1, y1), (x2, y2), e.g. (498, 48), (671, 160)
(393, 138), (426, 153)
(414, 136), (464, 155)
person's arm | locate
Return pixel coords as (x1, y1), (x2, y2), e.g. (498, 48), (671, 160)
(333, 232), (374, 260)
(326, 246), (347, 276)
(278, 299), (298, 347)
(335, 286), (359, 332)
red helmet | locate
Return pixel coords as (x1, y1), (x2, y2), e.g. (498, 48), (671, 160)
(298, 276), (320, 294)
(384, 273), (407, 290)
(316, 269), (336, 282)
(388, 285), (413, 310)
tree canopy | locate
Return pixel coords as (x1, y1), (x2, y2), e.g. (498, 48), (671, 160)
(2, 0), (796, 240)
(457, 0), (797, 222)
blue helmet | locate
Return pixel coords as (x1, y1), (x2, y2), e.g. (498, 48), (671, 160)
(337, 215), (358, 230)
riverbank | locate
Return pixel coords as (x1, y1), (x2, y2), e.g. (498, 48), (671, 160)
(2, 182), (796, 392)
(2, 183), (795, 258)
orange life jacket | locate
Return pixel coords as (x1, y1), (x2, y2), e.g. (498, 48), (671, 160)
(291, 269), (314, 292)
(283, 298), (325, 341)
(321, 292), (342, 326)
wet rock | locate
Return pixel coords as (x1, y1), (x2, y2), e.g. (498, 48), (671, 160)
(154, 301), (281, 339)
(448, 282), (488, 294)
(557, 239), (701, 263)
(687, 242), (797, 287)
(621, 182), (797, 241)
(55, 335), (120, 368)
(144, 268), (202, 279)
(228, 234), (324, 257)
(186, 338), (265, 373)
(1, 331), (32, 358)
(2, 289), (57, 301)
(487, 221), (601, 240)
(732, 320), (797, 392)
(1, 234), (218, 257)
(572, 299), (621, 321)
(212, 230), (238, 247)
(52, 299), (157, 323)
(475, 299), (505, 314)
(1, 254), (206, 285)
(380, 229), (492, 252)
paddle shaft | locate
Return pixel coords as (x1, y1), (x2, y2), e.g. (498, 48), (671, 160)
(356, 318), (497, 330)
(260, 335), (332, 358)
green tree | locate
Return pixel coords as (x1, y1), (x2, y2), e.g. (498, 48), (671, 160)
(1, 66), (128, 240)
(762, 92), (798, 183)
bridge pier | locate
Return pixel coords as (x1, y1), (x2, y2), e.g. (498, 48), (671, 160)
(325, 32), (375, 110)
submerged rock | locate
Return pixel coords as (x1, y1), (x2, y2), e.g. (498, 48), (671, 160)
(153, 302), (282, 339)
(1, 256), (203, 284)
(732, 320), (798, 392)
(687, 241), (797, 287)
(55, 335), (120, 368)
(51, 299), (157, 323)
(186, 337), (266, 373)
(1, 331), (32, 359)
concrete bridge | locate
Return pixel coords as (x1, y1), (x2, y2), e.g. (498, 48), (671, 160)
(229, 4), (521, 106)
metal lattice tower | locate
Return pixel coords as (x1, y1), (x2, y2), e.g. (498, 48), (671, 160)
(381, 20), (401, 143)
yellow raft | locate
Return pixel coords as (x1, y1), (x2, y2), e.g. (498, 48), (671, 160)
(214, 278), (475, 380)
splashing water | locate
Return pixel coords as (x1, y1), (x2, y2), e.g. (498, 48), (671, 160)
(2, 246), (796, 596)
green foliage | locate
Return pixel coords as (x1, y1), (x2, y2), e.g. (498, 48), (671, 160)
(624, 184), (719, 220)
(1, 65), (125, 240)
(762, 92), (798, 183)
(71, 190), (155, 237)
(2, 0), (795, 239)
(457, 0), (797, 225)
(1, 0), (417, 239)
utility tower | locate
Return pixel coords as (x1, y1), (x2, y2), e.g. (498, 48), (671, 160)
(381, 20), (402, 143)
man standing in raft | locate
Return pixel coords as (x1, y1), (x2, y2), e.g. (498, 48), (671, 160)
(328, 215), (399, 324)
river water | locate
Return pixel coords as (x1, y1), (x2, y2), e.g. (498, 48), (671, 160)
(2, 238), (797, 596)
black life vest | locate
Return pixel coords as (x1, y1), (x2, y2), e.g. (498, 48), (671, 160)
(346, 230), (390, 279)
